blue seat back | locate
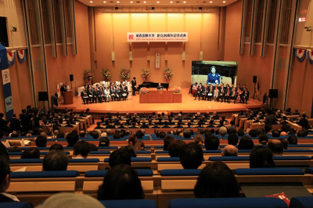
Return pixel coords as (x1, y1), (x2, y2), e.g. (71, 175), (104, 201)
(290, 196), (313, 208)
(11, 171), (79, 178)
(100, 199), (156, 208)
(160, 169), (201, 176)
(234, 168), (304, 175)
(208, 156), (249, 161)
(0, 202), (33, 208)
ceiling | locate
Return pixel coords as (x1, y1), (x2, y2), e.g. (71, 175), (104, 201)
(78, 0), (238, 7)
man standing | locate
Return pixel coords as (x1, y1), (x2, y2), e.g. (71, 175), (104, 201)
(131, 77), (137, 96)
(60, 83), (68, 104)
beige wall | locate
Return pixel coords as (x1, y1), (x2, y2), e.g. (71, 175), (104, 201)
(92, 11), (222, 87)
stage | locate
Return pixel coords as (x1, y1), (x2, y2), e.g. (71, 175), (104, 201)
(58, 88), (263, 114)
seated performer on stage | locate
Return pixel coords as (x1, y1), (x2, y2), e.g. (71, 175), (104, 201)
(235, 88), (243, 104)
(194, 83), (204, 101)
(225, 84), (231, 103)
(110, 86), (116, 101)
(241, 88), (249, 104)
(207, 84), (214, 101)
(91, 87), (98, 103)
(217, 85), (225, 102)
(202, 83), (208, 100)
(213, 85), (219, 101)
(81, 88), (89, 104)
(115, 86), (121, 101)
(192, 82), (198, 96)
(206, 66), (221, 85)
(121, 85), (128, 100)
(104, 88), (111, 102)
(230, 87), (237, 103)
(157, 83), (163, 91)
(96, 84), (102, 103)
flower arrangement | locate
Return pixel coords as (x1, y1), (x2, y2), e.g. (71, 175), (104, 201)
(84, 69), (94, 81)
(140, 87), (149, 94)
(102, 69), (112, 80)
(141, 69), (151, 80)
(120, 68), (131, 80)
(173, 86), (181, 94)
(163, 68), (173, 80)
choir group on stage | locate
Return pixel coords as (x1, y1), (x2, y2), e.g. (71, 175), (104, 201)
(80, 82), (129, 104)
(191, 83), (250, 104)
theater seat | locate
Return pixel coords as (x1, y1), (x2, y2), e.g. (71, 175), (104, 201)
(208, 156), (250, 161)
(160, 169), (201, 176)
(99, 199), (156, 208)
(10, 159), (43, 163)
(273, 156), (311, 160)
(304, 167), (313, 174)
(234, 168), (304, 175)
(85, 169), (153, 177)
(11, 170), (79, 178)
(203, 150), (222, 153)
(0, 202), (33, 208)
(157, 157), (180, 162)
(104, 157), (152, 162)
(68, 159), (100, 162)
(89, 151), (111, 154)
(168, 197), (288, 208)
(290, 196), (313, 208)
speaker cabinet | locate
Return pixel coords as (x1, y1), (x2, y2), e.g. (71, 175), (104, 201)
(253, 76), (257, 83)
(70, 74), (74, 81)
(38, 92), (48, 101)
(269, 89), (278, 98)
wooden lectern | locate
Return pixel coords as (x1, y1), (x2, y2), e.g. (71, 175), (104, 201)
(63, 91), (73, 104)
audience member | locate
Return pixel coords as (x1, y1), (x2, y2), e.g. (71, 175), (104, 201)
(248, 130), (257, 138)
(113, 131), (121, 139)
(99, 137), (110, 146)
(250, 146), (275, 168)
(73, 141), (90, 159)
(66, 133), (79, 147)
(7, 146), (21, 152)
(133, 141), (145, 151)
(36, 135), (47, 147)
(272, 129), (280, 137)
(228, 134), (239, 145)
(180, 143), (203, 169)
(258, 133), (269, 145)
(193, 134), (204, 146)
(287, 135), (298, 144)
(89, 143), (98, 151)
(163, 135), (175, 151)
(279, 138), (288, 150)
(268, 139), (284, 156)
(97, 164), (144, 200)
(222, 145), (238, 156)
(182, 129), (191, 138)
(219, 126), (227, 137)
(204, 135), (220, 150)
(109, 148), (131, 168)
(194, 161), (240, 198)
(43, 150), (68, 171)
(135, 130), (144, 139)
(237, 128), (244, 136)
(0, 155), (19, 202)
(238, 136), (254, 149)
(21, 147), (40, 159)
(49, 143), (64, 151)
(168, 140), (186, 157)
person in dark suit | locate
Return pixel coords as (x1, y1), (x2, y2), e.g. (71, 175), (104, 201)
(265, 110), (277, 133)
(195, 83), (204, 101)
(140, 122), (149, 128)
(298, 114), (309, 129)
(225, 85), (231, 103)
(131, 77), (137, 96)
(81, 89), (89, 104)
(19, 109), (30, 132)
(9, 114), (20, 131)
(241, 88), (249, 104)
(157, 83), (163, 91)
(217, 85), (225, 102)
(115, 87), (121, 101)
(230, 87), (237, 103)
(0, 154), (19, 202)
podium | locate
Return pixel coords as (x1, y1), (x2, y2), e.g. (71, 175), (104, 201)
(63, 91), (73, 104)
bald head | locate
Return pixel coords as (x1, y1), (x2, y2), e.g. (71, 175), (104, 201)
(268, 139), (283, 156)
(222, 145), (238, 156)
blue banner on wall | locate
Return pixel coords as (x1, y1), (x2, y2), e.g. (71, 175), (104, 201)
(0, 44), (14, 120)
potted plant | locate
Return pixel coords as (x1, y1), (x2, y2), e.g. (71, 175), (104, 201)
(120, 68), (130, 80)
(102, 69), (112, 81)
(84, 69), (94, 84)
(141, 69), (151, 80)
(163, 68), (173, 80)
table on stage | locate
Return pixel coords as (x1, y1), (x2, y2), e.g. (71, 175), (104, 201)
(139, 90), (182, 103)
(63, 91), (73, 104)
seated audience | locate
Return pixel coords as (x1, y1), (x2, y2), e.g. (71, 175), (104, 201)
(194, 161), (241, 198)
(249, 146), (275, 168)
(135, 130), (144, 139)
(248, 130), (257, 138)
(113, 132), (121, 139)
(258, 133), (269, 145)
(97, 164), (144, 200)
(109, 148), (131, 168)
(133, 141), (145, 151)
(121, 146), (137, 157)
(180, 143), (203, 169)
(66, 133), (79, 147)
(91, 131), (100, 139)
(128, 134), (138, 146)
(89, 143), (98, 151)
(37, 193), (105, 208)
(228, 134), (239, 145)
(73, 141), (91, 159)
(287, 135), (298, 144)
(21, 147), (40, 159)
(268, 139), (284, 156)
(159, 131), (166, 139)
(238, 136), (254, 149)
(219, 126), (227, 137)
(79, 130), (87, 138)
(222, 145), (238, 156)
(99, 137), (110, 146)
(279, 138), (288, 149)
(43, 150), (68, 171)
(168, 140), (186, 157)
(36, 135), (47, 147)
(49, 143), (64, 151)
(163, 135), (175, 151)
(205, 135), (220, 150)
(193, 134), (204, 146)
(183, 129), (191, 138)
(237, 128), (244, 136)
(272, 129), (280, 137)
(8, 146), (21, 152)
(297, 129), (307, 137)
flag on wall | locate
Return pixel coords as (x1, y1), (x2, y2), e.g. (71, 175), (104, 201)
(294, 49), (306, 62)
(17, 49), (27, 63)
(0, 44), (14, 120)
(7, 50), (16, 66)
(306, 49), (313, 65)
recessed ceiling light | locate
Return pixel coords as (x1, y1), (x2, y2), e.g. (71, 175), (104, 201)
(130, 1), (133, 2)
(143, 1), (146, 3)
(157, 1), (159, 2)
(183, 1), (186, 3)
(90, 0), (93, 3)
(170, 1), (173, 3)
(103, 1), (106, 2)
(117, 1), (119, 3)
(209, 1), (212, 3)
(223, 1), (226, 3)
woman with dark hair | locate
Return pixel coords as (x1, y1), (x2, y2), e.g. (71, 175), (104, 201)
(97, 164), (144, 200)
(238, 136), (254, 149)
(249, 146), (275, 168)
(194, 161), (241, 198)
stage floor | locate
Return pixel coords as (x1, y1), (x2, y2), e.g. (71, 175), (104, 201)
(59, 88), (263, 113)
